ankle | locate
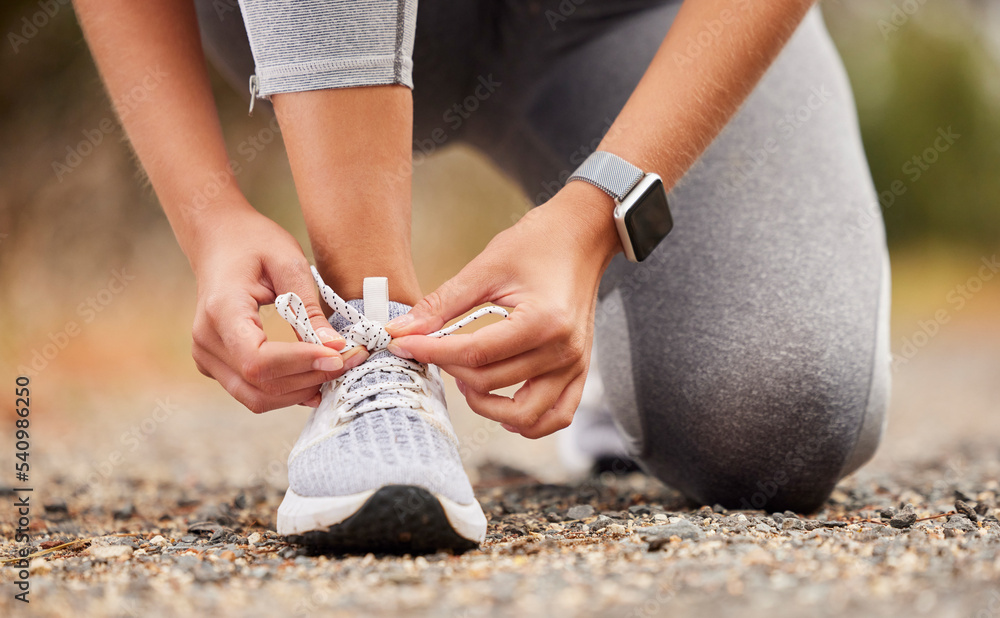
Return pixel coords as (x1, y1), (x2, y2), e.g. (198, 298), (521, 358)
(314, 260), (421, 306)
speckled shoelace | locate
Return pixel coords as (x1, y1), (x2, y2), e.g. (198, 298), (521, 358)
(275, 267), (507, 418)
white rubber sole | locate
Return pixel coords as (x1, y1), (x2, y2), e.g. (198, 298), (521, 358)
(277, 486), (488, 544)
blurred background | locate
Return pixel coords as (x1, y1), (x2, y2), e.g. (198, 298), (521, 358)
(0, 0), (997, 489)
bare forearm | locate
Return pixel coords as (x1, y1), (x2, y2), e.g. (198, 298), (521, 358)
(73, 0), (249, 262)
(573, 0), (815, 258)
(606, 0), (814, 185)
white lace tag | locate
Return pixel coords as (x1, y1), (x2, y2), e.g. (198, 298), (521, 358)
(363, 277), (390, 325)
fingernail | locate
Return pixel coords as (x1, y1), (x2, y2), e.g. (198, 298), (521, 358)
(387, 342), (413, 359)
(501, 423), (520, 434)
(313, 356), (343, 372)
(341, 346), (368, 369)
(316, 328), (343, 344)
(302, 395), (322, 408)
(455, 379), (467, 396)
(385, 314), (414, 333)
(341, 346), (365, 361)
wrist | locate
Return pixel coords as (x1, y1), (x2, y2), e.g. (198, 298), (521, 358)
(176, 198), (261, 269)
(549, 180), (623, 266)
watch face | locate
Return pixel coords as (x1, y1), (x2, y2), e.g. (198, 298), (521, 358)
(623, 178), (673, 262)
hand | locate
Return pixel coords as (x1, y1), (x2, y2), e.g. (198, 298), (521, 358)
(386, 183), (621, 438)
(188, 204), (367, 413)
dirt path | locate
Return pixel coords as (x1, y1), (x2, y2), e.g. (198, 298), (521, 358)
(2, 326), (999, 617)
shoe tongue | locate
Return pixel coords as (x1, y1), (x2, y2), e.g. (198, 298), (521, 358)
(327, 299), (411, 335)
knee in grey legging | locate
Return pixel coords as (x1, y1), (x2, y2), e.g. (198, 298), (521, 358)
(196, 0), (890, 513)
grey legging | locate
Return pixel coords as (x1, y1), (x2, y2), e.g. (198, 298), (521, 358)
(196, 0), (890, 513)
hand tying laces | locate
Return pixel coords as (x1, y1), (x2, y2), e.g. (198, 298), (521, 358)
(276, 267), (508, 420)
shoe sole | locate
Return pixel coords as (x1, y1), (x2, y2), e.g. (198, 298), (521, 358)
(277, 485), (485, 554)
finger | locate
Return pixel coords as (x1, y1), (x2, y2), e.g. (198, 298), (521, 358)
(459, 367), (573, 430)
(302, 394), (322, 408)
(439, 343), (579, 393)
(203, 293), (345, 385)
(259, 368), (340, 396)
(388, 307), (553, 368)
(268, 260), (346, 349)
(513, 370), (588, 439)
(196, 350), (324, 414)
(384, 260), (496, 336)
(249, 341), (347, 383)
(199, 318), (346, 384)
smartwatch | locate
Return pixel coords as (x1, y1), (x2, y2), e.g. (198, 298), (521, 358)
(567, 151), (673, 262)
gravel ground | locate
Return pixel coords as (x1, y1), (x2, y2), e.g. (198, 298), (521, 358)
(3, 446), (1000, 618)
(3, 327), (1000, 617)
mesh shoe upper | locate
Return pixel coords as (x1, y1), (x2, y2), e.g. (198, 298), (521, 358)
(286, 300), (475, 506)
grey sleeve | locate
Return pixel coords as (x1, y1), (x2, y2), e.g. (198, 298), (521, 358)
(237, 0), (417, 98)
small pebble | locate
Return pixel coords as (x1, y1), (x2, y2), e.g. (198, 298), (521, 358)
(88, 545), (133, 560)
(889, 511), (917, 529)
(113, 503), (136, 520)
(943, 515), (977, 533)
(44, 500), (69, 514)
(641, 520), (705, 543)
(955, 500), (979, 522)
(247, 532), (263, 545)
(567, 505), (595, 520)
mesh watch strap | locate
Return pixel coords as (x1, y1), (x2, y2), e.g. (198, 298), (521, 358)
(567, 151), (645, 202)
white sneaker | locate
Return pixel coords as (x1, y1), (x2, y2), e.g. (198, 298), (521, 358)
(274, 271), (505, 553)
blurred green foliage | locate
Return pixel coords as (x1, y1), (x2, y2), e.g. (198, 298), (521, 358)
(1, 0), (998, 265)
(825, 1), (1000, 247)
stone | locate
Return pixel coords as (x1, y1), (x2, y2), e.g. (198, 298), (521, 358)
(889, 511), (917, 529)
(567, 505), (595, 520)
(943, 515), (977, 533)
(88, 545), (133, 560)
(640, 520), (705, 543)
(113, 503), (136, 520)
(955, 500), (979, 522)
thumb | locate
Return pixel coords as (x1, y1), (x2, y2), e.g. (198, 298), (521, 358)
(386, 263), (491, 336)
(271, 261), (345, 350)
